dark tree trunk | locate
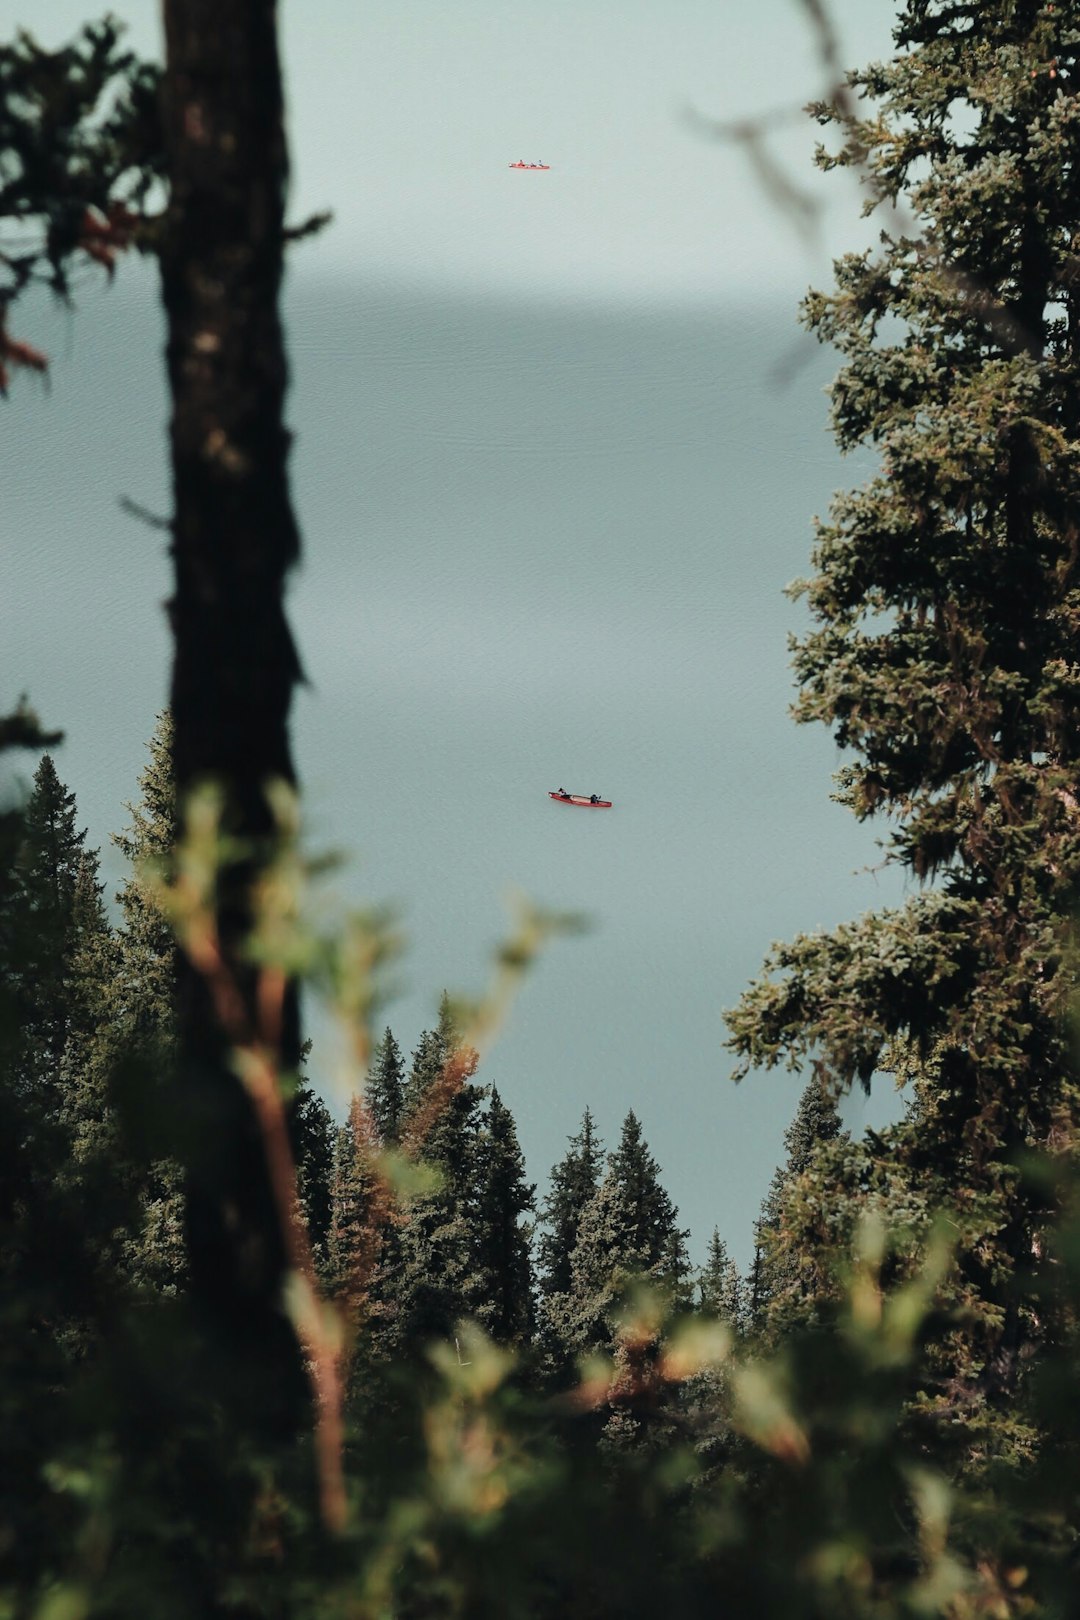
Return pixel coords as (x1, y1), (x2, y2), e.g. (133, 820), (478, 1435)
(159, 0), (304, 1418)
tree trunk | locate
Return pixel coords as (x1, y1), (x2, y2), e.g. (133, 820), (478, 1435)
(159, 0), (304, 1419)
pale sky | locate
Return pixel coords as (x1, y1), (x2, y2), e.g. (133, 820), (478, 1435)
(2, 1), (899, 302)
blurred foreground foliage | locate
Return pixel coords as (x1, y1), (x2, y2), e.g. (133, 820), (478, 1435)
(8, 0), (1080, 1614)
(3, 727), (1080, 1620)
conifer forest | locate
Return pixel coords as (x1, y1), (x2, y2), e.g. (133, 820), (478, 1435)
(8, 1), (1080, 1615)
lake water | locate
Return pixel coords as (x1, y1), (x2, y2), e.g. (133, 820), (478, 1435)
(3, 265), (904, 1267)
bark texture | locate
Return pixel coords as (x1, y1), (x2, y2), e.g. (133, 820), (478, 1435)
(160, 0), (304, 1403)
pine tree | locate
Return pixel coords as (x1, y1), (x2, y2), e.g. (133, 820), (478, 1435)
(108, 713), (186, 1295)
(59, 849), (120, 1157)
(473, 1088), (535, 1349)
(557, 1171), (636, 1362)
(291, 1071), (335, 1263)
(549, 1112), (690, 1368)
(111, 714), (336, 1296)
(325, 1098), (382, 1316)
(3, 759), (141, 1358)
(698, 1228), (742, 1329)
(725, 1), (1080, 1417)
(399, 992), (457, 1132)
(537, 1108), (604, 1301)
(382, 1013), (486, 1353)
(607, 1111), (691, 1298)
(558, 1128), (691, 1455)
(11, 755), (90, 1107)
(113, 709), (178, 1043)
(367, 1026), (405, 1146)
(751, 1079), (845, 1339)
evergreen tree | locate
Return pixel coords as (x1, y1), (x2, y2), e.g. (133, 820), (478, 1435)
(606, 1111), (690, 1293)
(108, 713), (186, 1295)
(59, 849), (120, 1157)
(2, 757), (142, 1366)
(698, 1228), (742, 1329)
(549, 1112), (690, 1368)
(291, 1071), (335, 1263)
(557, 1171), (638, 1363)
(325, 1098), (382, 1318)
(537, 1108), (604, 1301)
(751, 1079), (845, 1339)
(113, 709), (178, 1043)
(111, 713), (334, 1296)
(7, 759), (128, 1294)
(367, 1026), (405, 1146)
(473, 1087), (535, 1349)
(725, 0), (1080, 1419)
(399, 991), (457, 1132)
(383, 1014), (486, 1352)
(11, 754), (90, 1107)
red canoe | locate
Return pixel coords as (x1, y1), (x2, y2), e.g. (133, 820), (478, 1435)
(549, 791), (612, 809)
(509, 162), (550, 170)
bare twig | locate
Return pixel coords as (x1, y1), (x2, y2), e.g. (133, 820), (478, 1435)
(284, 209), (334, 245)
(119, 494), (172, 532)
(174, 893), (348, 1533)
(688, 0), (1042, 364)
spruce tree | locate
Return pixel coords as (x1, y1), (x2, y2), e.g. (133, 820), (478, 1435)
(113, 709), (178, 1043)
(557, 1126), (690, 1455)
(59, 850), (120, 1158)
(698, 1228), (742, 1329)
(325, 1098), (382, 1317)
(11, 755), (90, 1106)
(109, 713), (186, 1295)
(607, 1111), (691, 1298)
(399, 992), (458, 1132)
(537, 1108), (604, 1301)
(383, 1013), (487, 1352)
(549, 1112), (690, 1367)
(751, 1079), (845, 1339)
(367, 1026), (406, 1146)
(557, 1171), (638, 1362)
(725, 0), (1080, 1415)
(111, 713), (335, 1295)
(3, 759), (140, 1361)
(291, 1074), (335, 1263)
(473, 1088), (535, 1349)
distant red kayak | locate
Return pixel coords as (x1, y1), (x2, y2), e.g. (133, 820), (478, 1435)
(549, 791), (612, 809)
(509, 161), (550, 170)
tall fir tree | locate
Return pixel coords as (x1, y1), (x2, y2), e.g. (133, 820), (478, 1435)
(472, 1087), (535, 1349)
(383, 1013), (487, 1353)
(291, 1068), (336, 1264)
(325, 1097), (383, 1322)
(109, 712), (187, 1295)
(537, 1108), (604, 1301)
(11, 755), (90, 1108)
(606, 1111), (691, 1291)
(59, 849), (120, 1158)
(750, 1079), (845, 1339)
(113, 709), (178, 1045)
(110, 713), (335, 1295)
(367, 1026), (406, 1146)
(698, 1228), (742, 1329)
(399, 992), (458, 1133)
(725, 0), (1080, 1423)
(547, 1111), (690, 1369)
(3, 757), (139, 1358)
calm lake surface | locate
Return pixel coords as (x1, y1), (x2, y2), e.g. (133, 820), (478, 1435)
(4, 266), (904, 1265)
